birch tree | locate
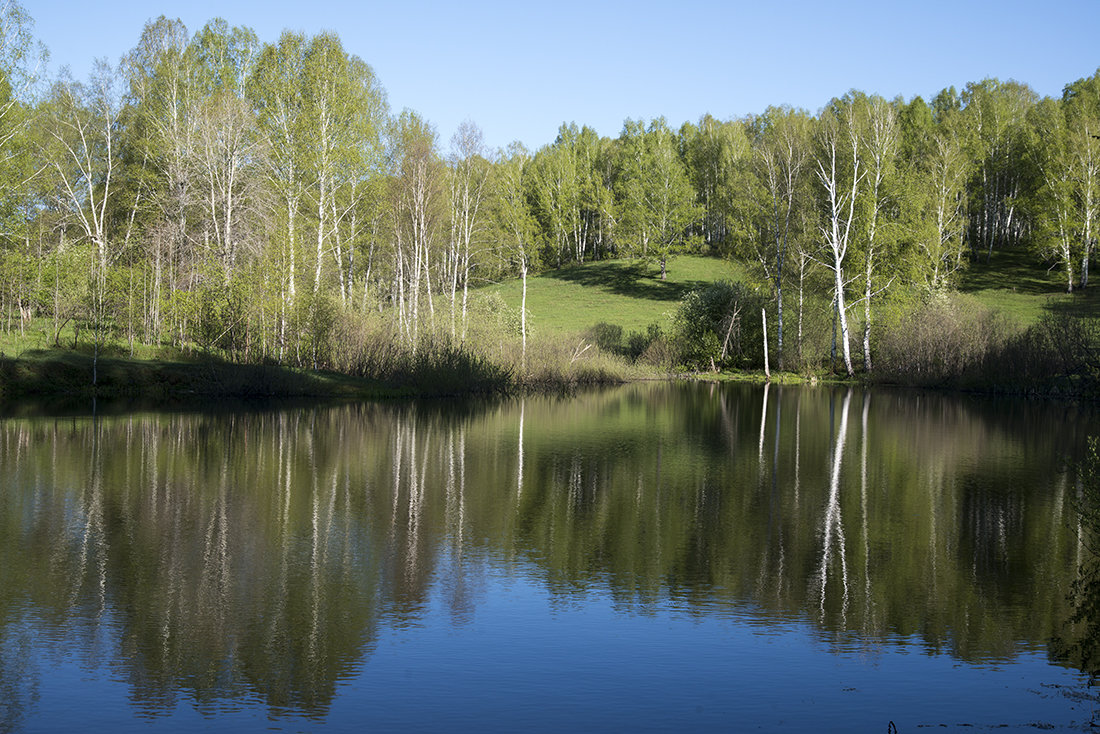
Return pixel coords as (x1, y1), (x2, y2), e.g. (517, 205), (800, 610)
(1026, 98), (1078, 292)
(122, 16), (198, 339)
(40, 60), (125, 374)
(682, 114), (753, 251)
(189, 20), (261, 283)
(42, 62), (119, 278)
(0, 0), (45, 235)
(326, 54), (386, 308)
(193, 89), (263, 281)
(447, 120), (489, 341)
(751, 106), (811, 370)
(961, 79), (1036, 260)
(576, 125), (616, 260)
(922, 114), (971, 290)
(249, 31), (307, 353)
(529, 130), (580, 267)
(1063, 71), (1100, 288)
(853, 93), (899, 371)
(300, 33), (386, 298)
(491, 141), (537, 368)
(813, 100), (862, 376)
(389, 110), (444, 347)
(616, 117), (699, 279)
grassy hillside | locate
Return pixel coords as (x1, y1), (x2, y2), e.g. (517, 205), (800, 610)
(484, 255), (745, 336)
(483, 248), (1100, 341)
(959, 247), (1100, 325)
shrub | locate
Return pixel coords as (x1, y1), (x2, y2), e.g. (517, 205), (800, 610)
(587, 322), (624, 354)
(983, 312), (1100, 394)
(626, 323), (665, 362)
(672, 281), (763, 371)
(638, 335), (676, 370)
(866, 291), (1100, 394)
(873, 292), (1011, 386)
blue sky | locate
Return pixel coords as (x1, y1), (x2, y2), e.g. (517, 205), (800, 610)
(28, 0), (1100, 152)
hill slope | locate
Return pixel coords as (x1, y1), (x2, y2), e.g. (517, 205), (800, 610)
(484, 256), (744, 336)
(958, 247), (1100, 325)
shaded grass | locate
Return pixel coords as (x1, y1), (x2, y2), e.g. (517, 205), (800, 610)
(485, 255), (744, 336)
(958, 247), (1066, 295)
(0, 348), (399, 404)
(958, 247), (1100, 327)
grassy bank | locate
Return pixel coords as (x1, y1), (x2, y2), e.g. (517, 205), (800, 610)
(0, 326), (649, 405)
(0, 348), (403, 403)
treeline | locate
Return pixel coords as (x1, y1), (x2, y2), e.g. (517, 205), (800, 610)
(1, 5), (1099, 380)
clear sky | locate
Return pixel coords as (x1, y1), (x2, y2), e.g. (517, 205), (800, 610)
(27, 0), (1100, 153)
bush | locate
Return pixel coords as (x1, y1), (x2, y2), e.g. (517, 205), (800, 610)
(672, 281), (763, 371)
(873, 292), (1011, 386)
(638, 335), (676, 370)
(626, 323), (665, 362)
(587, 322), (624, 354)
(870, 293), (1100, 396)
(984, 311), (1100, 394)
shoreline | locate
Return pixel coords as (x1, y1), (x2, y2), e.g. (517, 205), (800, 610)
(1, 349), (1094, 415)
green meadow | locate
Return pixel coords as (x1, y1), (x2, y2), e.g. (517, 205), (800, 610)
(484, 255), (745, 337)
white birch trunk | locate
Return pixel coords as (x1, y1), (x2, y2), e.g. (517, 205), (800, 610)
(521, 260), (528, 372)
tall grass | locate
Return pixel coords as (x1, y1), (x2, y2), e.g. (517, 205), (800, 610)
(872, 291), (1100, 397)
(323, 308), (644, 395)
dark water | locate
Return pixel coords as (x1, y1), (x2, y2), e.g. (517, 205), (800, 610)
(1, 382), (1098, 732)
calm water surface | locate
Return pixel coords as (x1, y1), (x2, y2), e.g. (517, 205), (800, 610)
(1, 382), (1098, 732)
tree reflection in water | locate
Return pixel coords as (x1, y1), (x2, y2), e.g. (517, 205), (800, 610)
(0, 383), (1094, 725)
(1055, 438), (1100, 709)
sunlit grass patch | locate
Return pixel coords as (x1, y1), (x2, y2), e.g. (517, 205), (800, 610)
(483, 255), (745, 336)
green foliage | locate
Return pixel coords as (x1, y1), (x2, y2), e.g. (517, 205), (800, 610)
(679, 114), (755, 252)
(470, 291), (524, 339)
(672, 280), (763, 370)
(7, 5), (1100, 393)
(587, 322), (623, 354)
(615, 117), (701, 277)
(625, 322), (663, 361)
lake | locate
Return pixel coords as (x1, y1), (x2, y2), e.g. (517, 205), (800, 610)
(1, 382), (1098, 732)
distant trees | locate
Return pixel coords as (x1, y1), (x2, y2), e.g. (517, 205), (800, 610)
(489, 141), (536, 365)
(616, 117), (698, 279)
(446, 120), (490, 341)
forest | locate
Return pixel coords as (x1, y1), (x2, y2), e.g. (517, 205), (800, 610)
(2, 3), (1099, 393)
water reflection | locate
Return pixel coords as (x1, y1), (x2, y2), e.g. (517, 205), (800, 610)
(0, 383), (1095, 725)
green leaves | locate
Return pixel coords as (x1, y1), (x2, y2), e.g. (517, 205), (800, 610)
(615, 117), (700, 277)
